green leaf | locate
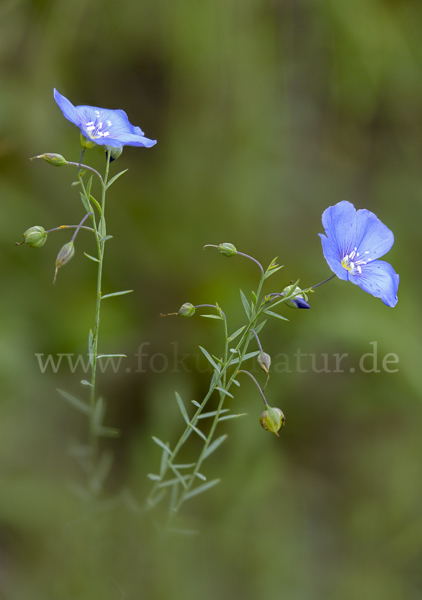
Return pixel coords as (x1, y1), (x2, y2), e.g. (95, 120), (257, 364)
(252, 320), (267, 336)
(101, 290), (133, 300)
(264, 265), (283, 279)
(97, 354), (127, 358)
(84, 252), (100, 263)
(106, 169), (128, 189)
(160, 444), (170, 477)
(228, 326), (245, 343)
(79, 191), (92, 213)
(184, 479), (220, 501)
(85, 175), (93, 199)
(200, 314), (223, 320)
(168, 463), (188, 488)
(215, 387), (234, 398)
(264, 310), (289, 321)
(99, 234), (113, 243)
(152, 436), (172, 454)
(96, 426), (120, 438)
(158, 476), (190, 489)
(251, 291), (257, 305)
(229, 350), (260, 365)
(219, 413), (248, 421)
(93, 397), (105, 429)
(199, 346), (220, 371)
(240, 290), (251, 319)
(191, 400), (201, 408)
(196, 472), (207, 481)
(175, 392), (189, 424)
(80, 380), (93, 387)
(203, 435), (227, 459)
(197, 409), (230, 419)
(147, 474), (161, 481)
(188, 423), (207, 442)
(57, 389), (89, 415)
(172, 463), (196, 469)
(232, 379), (240, 387)
(89, 195), (102, 215)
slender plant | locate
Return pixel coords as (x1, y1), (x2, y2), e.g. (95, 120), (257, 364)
(17, 89), (156, 495)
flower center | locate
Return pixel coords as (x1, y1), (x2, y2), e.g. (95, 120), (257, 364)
(85, 112), (112, 140)
(341, 247), (370, 275)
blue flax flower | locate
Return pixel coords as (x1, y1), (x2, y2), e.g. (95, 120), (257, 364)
(54, 89), (156, 149)
(319, 201), (399, 307)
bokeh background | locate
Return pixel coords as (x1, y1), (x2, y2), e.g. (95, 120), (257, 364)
(1, 0), (422, 598)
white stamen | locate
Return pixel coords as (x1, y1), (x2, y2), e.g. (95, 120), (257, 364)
(103, 132), (110, 137)
(86, 121), (94, 126)
(357, 266), (362, 274)
(86, 125), (95, 131)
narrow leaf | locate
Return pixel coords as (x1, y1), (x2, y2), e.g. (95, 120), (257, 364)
(215, 387), (234, 398)
(196, 472), (207, 481)
(85, 175), (93, 199)
(219, 413), (248, 421)
(228, 326), (245, 343)
(252, 320), (267, 336)
(101, 290), (133, 300)
(203, 434), (227, 459)
(175, 392), (189, 424)
(97, 354), (127, 358)
(80, 380), (93, 387)
(184, 479), (220, 501)
(191, 400), (201, 408)
(199, 346), (220, 371)
(93, 397), (105, 429)
(188, 423), (207, 442)
(251, 291), (257, 305)
(89, 195), (103, 215)
(158, 476), (190, 489)
(200, 314), (223, 320)
(264, 310), (289, 321)
(198, 409), (230, 419)
(159, 444), (170, 476)
(147, 474), (161, 481)
(172, 463), (196, 469)
(84, 252), (100, 263)
(232, 379), (240, 387)
(96, 426), (120, 438)
(99, 234), (113, 242)
(229, 350), (260, 365)
(106, 169), (128, 189)
(240, 290), (251, 319)
(152, 436), (172, 454)
(57, 389), (89, 415)
(168, 463), (188, 489)
(88, 329), (94, 366)
(79, 191), (92, 213)
(264, 265), (283, 279)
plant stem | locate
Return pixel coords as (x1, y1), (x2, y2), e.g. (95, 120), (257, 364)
(88, 154), (111, 454)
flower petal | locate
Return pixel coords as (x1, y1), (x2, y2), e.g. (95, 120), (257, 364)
(54, 89), (81, 127)
(321, 201), (358, 259)
(348, 260), (399, 307)
(319, 233), (349, 281)
(354, 208), (394, 262)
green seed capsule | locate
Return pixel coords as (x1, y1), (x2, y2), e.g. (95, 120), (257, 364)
(259, 407), (285, 437)
(23, 226), (48, 248)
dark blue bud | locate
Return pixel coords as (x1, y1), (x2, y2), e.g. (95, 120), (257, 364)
(293, 297), (311, 309)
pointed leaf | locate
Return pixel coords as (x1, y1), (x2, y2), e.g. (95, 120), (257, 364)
(101, 290), (133, 300)
(158, 476), (190, 489)
(93, 397), (105, 429)
(264, 310), (289, 321)
(198, 409), (230, 420)
(175, 392), (189, 424)
(160, 443), (170, 476)
(184, 479), (220, 501)
(152, 436), (172, 454)
(199, 346), (219, 371)
(191, 400), (201, 408)
(229, 350), (260, 365)
(218, 413), (248, 421)
(88, 329), (94, 367)
(79, 191), (92, 213)
(80, 380), (93, 387)
(96, 426), (120, 438)
(147, 474), (161, 481)
(188, 423), (207, 442)
(84, 252), (100, 263)
(251, 320), (267, 336)
(203, 434), (228, 459)
(264, 265), (283, 279)
(200, 314), (223, 320)
(57, 389), (89, 415)
(106, 169), (128, 189)
(196, 472), (207, 481)
(228, 326), (245, 343)
(240, 290), (251, 319)
(215, 387), (234, 398)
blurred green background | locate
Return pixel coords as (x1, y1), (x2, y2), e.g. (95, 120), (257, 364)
(1, 0), (422, 598)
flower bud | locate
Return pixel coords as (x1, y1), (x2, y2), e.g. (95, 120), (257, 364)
(259, 407), (285, 437)
(257, 352), (271, 375)
(22, 226), (48, 248)
(282, 285), (311, 309)
(178, 303), (195, 317)
(218, 243), (237, 257)
(31, 153), (67, 167)
(106, 146), (123, 161)
(53, 241), (75, 284)
(80, 134), (96, 150)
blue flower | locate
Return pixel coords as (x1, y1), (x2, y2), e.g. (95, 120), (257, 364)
(319, 201), (399, 307)
(54, 89), (156, 149)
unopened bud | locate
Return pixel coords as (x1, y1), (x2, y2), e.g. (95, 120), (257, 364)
(178, 303), (195, 317)
(218, 243), (237, 257)
(31, 153), (67, 167)
(53, 241), (75, 284)
(21, 226), (47, 248)
(107, 146), (123, 161)
(257, 352), (271, 374)
(259, 407), (285, 437)
(282, 285), (311, 309)
(80, 134), (96, 150)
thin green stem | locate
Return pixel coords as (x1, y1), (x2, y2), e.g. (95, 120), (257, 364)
(88, 154), (111, 453)
(66, 161), (104, 185)
(45, 225), (95, 235)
